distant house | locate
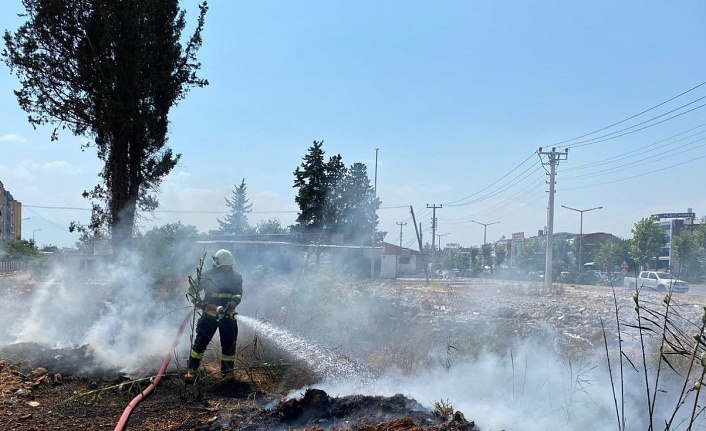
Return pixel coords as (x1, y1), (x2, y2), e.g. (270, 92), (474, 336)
(379, 242), (421, 279)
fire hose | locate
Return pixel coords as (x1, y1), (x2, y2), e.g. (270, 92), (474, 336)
(113, 310), (192, 431)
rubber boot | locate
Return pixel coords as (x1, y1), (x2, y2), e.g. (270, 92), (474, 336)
(184, 368), (197, 384)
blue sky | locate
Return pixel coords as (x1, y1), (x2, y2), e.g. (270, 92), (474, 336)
(1, 0), (705, 248)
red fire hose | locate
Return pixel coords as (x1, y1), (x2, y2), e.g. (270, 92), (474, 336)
(113, 310), (192, 431)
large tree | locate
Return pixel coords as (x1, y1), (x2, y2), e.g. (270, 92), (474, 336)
(338, 162), (379, 244)
(630, 217), (665, 270)
(293, 140), (330, 231)
(3, 0), (208, 249)
(217, 178), (253, 235)
(293, 142), (380, 243)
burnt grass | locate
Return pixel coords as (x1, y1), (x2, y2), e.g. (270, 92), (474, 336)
(4, 269), (700, 430)
(0, 273), (480, 431)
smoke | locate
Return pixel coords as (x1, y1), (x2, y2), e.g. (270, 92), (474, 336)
(3, 240), (706, 430)
(4, 247), (196, 375)
(295, 340), (704, 431)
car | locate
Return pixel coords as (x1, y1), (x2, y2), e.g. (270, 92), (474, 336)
(624, 271), (689, 293)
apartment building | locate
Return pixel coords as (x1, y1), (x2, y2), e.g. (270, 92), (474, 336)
(0, 180), (23, 241)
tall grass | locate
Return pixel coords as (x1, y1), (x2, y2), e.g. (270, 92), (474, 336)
(603, 276), (706, 430)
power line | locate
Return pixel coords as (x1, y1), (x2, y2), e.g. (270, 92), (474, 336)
(560, 101), (706, 149)
(553, 80), (706, 147)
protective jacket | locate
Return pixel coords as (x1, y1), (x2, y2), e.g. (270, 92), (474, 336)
(188, 266), (243, 374)
(199, 267), (243, 316)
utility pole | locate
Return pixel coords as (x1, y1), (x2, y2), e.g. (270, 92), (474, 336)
(426, 204), (442, 277)
(471, 220), (499, 245)
(538, 147), (568, 289)
(395, 221), (408, 279)
(370, 148), (379, 279)
(396, 222), (407, 248)
(410, 206), (429, 283)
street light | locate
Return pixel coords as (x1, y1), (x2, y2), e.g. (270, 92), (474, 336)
(561, 205), (603, 271)
(370, 147), (379, 279)
(471, 220), (499, 245)
(32, 228), (42, 243)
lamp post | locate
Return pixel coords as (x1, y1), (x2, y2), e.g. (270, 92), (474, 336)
(561, 205), (603, 271)
(32, 228), (42, 243)
(370, 147), (379, 279)
(435, 233), (450, 251)
(471, 220), (499, 245)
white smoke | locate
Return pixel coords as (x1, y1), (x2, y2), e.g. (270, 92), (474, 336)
(7, 251), (192, 375)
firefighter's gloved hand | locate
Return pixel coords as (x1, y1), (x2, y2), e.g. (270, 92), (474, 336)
(216, 306), (226, 319)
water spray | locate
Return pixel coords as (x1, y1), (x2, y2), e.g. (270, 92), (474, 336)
(237, 315), (376, 386)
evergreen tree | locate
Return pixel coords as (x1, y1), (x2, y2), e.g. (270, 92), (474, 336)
(293, 141), (380, 242)
(294, 140), (346, 232)
(3, 0), (208, 249)
(217, 179), (253, 235)
(339, 162), (379, 244)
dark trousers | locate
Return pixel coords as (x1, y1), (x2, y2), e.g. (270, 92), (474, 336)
(188, 314), (238, 372)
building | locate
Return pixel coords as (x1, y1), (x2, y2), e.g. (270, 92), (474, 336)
(652, 209), (698, 270)
(0, 180), (23, 241)
(379, 242), (421, 278)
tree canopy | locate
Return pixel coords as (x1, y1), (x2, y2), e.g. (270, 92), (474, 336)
(3, 0), (209, 249)
(630, 217), (665, 270)
(293, 141), (380, 244)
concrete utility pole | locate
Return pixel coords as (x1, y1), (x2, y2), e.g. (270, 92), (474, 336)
(396, 222), (407, 248)
(410, 206), (429, 283)
(471, 220), (499, 245)
(561, 205), (603, 271)
(538, 147), (568, 289)
(370, 148), (379, 279)
(426, 204), (442, 277)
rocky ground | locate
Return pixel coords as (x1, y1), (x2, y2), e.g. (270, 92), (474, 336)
(1, 272), (704, 430)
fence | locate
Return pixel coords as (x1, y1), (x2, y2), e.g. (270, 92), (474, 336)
(0, 260), (28, 274)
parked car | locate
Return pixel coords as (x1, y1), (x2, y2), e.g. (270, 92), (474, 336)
(623, 271), (689, 293)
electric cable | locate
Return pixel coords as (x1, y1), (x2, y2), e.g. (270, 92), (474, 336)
(559, 153), (706, 191)
(442, 151), (537, 206)
(563, 124), (706, 172)
(560, 101), (706, 149)
(553, 80), (706, 147)
(562, 137), (706, 181)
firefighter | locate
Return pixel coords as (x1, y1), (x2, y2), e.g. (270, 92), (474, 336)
(185, 249), (242, 383)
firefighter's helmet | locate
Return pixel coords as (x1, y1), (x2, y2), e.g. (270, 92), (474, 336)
(213, 249), (235, 267)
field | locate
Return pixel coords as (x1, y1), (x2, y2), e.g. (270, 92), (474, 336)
(2, 270), (706, 430)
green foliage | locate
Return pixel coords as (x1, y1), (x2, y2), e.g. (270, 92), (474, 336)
(594, 238), (632, 274)
(135, 222), (200, 280)
(3, 0), (209, 247)
(672, 228), (704, 282)
(217, 178), (254, 235)
(293, 140), (329, 231)
(516, 238), (545, 273)
(630, 218), (665, 270)
(1, 238), (41, 260)
(293, 141), (380, 244)
(255, 218), (288, 234)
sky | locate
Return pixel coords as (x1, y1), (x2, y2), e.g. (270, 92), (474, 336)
(1, 0), (706, 249)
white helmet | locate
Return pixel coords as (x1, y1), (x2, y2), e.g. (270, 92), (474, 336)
(212, 249), (235, 267)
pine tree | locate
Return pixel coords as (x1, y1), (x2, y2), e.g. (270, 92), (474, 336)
(339, 162), (379, 244)
(217, 179), (253, 235)
(293, 141), (329, 231)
